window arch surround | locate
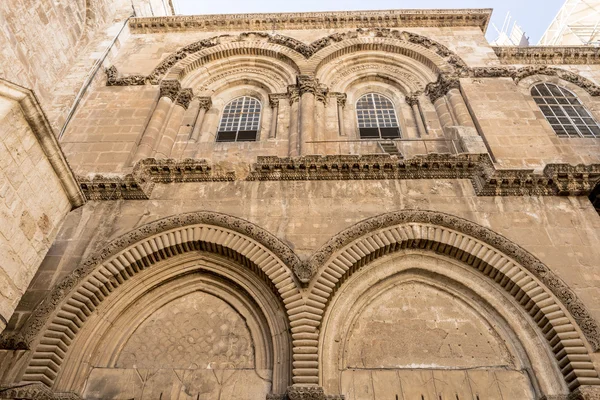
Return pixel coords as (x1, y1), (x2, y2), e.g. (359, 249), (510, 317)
(216, 96), (262, 142)
(356, 92), (402, 139)
(531, 82), (600, 138)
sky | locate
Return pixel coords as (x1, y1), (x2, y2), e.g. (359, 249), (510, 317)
(175, 0), (566, 45)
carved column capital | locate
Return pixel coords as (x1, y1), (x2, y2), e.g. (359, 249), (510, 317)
(269, 93), (288, 108)
(425, 74), (460, 102)
(159, 79), (182, 101)
(195, 96), (212, 110)
(297, 75), (320, 96)
(175, 88), (194, 109)
(287, 86), (300, 105)
(406, 94), (420, 107)
(330, 92), (347, 107)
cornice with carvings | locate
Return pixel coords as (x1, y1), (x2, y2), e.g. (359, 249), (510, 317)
(0, 383), (81, 399)
(128, 9), (492, 33)
(76, 155), (600, 201)
(493, 46), (600, 65)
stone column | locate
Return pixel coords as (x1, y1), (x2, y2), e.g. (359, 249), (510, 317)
(407, 94), (427, 137)
(132, 80), (180, 163)
(331, 92), (347, 136)
(268, 94), (287, 139)
(155, 88), (192, 159)
(447, 88), (475, 128)
(433, 96), (454, 130)
(288, 88), (300, 157)
(297, 75), (321, 156)
(189, 97), (212, 142)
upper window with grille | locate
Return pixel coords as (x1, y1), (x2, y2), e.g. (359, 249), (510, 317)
(356, 93), (401, 139)
(216, 96), (261, 142)
(532, 83), (600, 138)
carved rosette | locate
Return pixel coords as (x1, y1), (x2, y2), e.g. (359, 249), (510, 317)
(159, 80), (182, 101)
(426, 74), (460, 102)
(196, 96), (212, 110)
(175, 88), (194, 109)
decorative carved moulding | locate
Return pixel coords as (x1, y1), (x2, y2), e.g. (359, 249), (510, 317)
(196, 96), (213, 110)
(105, 66), (145, 86)
(247, 153), (600, 197)
(105, 28), (470, 87)
(493, 46), (600, 65)
(468, 66), (600, 96)
(425, 74), (460, 102)
(175, 88), (194, 108)
(267, 386), (345, 400)
(247, 153), (483, 181)
(128, 9), (492, 33)
(78, 174), (153, 200)
(132, 158), (236, 183)
(0, 383), (81, 399)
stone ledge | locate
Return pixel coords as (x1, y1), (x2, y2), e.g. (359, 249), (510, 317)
(75, 154), (600, 200)
(129, 9), (492, 33)
(0, 383), (80, 399)
(493, 46), (600, 65)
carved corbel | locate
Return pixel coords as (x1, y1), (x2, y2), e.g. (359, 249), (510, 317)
(159, 80), (182, 101)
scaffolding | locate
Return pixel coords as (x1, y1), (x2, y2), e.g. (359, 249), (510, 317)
(539, 0), (600, 45)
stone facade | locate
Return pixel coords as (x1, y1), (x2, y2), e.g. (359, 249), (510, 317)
(1, 4), (600, 400)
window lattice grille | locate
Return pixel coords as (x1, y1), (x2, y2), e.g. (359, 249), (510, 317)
(217, 96), (261, 142)
(532, 83), (600, 138)
(356, 93), (401, 139)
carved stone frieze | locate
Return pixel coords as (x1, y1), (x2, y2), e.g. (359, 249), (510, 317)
(132, 158), (236, 183)
(283, 386), (345, 400)
(105, 65), (146, 86)
(468, 66), (600, 96)
(0, 383), (81, 399)
(159, 79), (181, 101)
(246, 153), (600, 199)
(493, 46), (600, 65)
(196, 96), (212, 110)
(78, 174), (153, 201)
(175, 88), (193, 109)
(129, 9), (492, 33)
(111, 29), (471, 87)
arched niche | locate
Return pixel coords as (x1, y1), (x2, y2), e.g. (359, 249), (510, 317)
(55, 252), (292, 398)
(15, 212), (302, 395)
(320, 251), (563, 399)
(288, 210), (600, 394)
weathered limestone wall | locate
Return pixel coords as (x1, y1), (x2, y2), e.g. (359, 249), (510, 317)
(8, 179), (600, 357)
(0, 98), (73, 332)
(462, 77), (600, 168)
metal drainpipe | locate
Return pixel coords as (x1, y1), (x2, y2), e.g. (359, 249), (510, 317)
(58, 14), (134, 141)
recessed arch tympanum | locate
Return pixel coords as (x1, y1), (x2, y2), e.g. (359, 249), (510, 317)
(291, 210), (600, 393)
(15, 211), (302, 392)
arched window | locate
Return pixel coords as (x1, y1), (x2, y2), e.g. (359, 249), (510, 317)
(356, 93), (401, 139)
(216, 96), (261, 142)
(532, 83), (600, 138)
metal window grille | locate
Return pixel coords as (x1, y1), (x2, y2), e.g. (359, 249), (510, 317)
(356, 93), (401, 139)
(217, 96), (261, 142)
(532, 83), (600, 138)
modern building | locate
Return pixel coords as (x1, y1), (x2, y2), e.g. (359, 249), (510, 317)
(0, 2), (600, 399)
